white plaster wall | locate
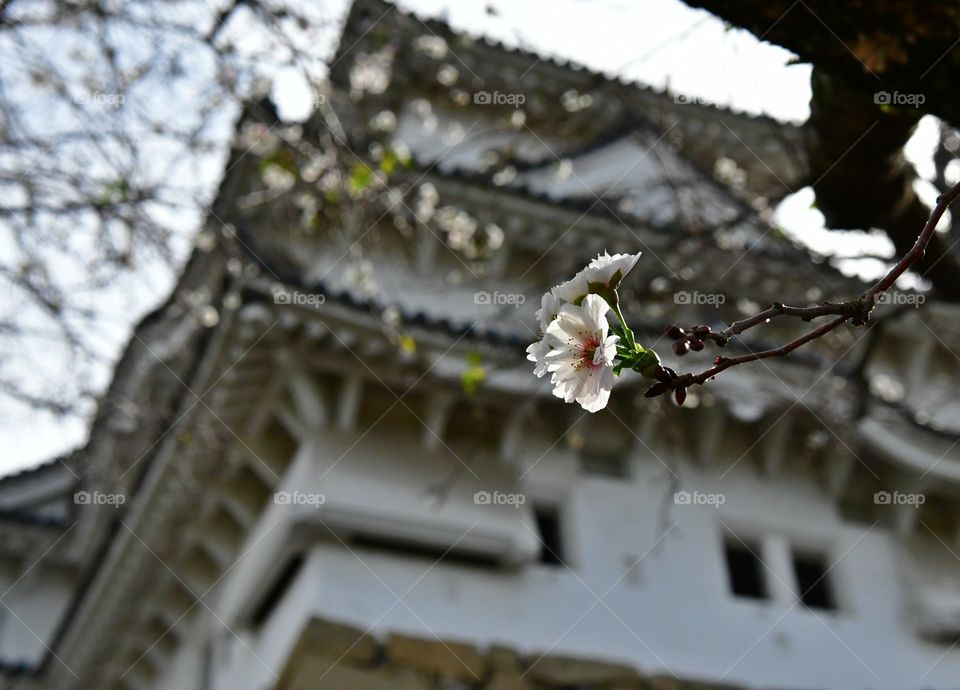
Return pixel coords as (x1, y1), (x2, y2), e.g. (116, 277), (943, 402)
(0, 563), (74, 666)
(154, 616), (208, 690)
(293, 460), (957, 690)
(164, 424), (960, 690)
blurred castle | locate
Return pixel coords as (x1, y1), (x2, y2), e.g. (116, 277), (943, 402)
(2, 1), (960, 689)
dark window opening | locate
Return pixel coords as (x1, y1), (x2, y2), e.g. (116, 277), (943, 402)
(793, 552), (836, 611)
(250, 553), (304, 628)
(534, 505), (565, 566)
(350, 533), (500, 568)
(724, 540), (767, 600)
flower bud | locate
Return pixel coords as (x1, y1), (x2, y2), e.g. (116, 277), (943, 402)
(689, 338), (704, 351)
(673, 340), (689, 356)
(693, 325), (710, 338)
(644, 381), (670, 398)
(666, 325), (684, 340)
(674, 386), (687, 406)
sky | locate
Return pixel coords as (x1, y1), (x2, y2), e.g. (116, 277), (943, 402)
(0, 0), (942, 475)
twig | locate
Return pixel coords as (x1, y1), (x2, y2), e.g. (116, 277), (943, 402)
(650, 180), (960, 399)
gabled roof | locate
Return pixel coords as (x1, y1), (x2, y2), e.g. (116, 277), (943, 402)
(329, 0), (812, 205)
(0, 455), (65, 482)
(0, 455), (77, 527)
(331, 0), (798, 127)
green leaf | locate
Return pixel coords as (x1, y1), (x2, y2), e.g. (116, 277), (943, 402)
(633, 347), (661, 378)
(348, 163), (374, 194)
(399, 334), (416, 354)
(379, 149), (397, 175)
(461, 352), (486, 395)
(258, 147), (298, 175)
(100, 178), (130, 204)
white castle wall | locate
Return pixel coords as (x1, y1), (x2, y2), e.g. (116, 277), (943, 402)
(144, 420), (960, 690)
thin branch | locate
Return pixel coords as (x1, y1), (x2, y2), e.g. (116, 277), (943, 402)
(650, 180), (960, 399)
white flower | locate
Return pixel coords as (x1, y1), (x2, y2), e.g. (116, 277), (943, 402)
(553, 271), (591, 303)
(552, 251), (641, 304)
(585, 251), (641, 289)
(535, 290), (561, 330)
(528, 251), (639, 409)
(527, 290), (562, 378)
(543, 294), (619, 412)
(526, 336), (550, 378)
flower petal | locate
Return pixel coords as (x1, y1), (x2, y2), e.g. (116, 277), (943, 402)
(534, 290), (561, 331)
(585, 251), (642, 289)
(526, 336), (551, 378)
(537, 294), (618, 413)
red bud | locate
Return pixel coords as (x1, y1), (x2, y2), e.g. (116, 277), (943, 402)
(644, 382), (670, 398)
(674, 386), (687, 406)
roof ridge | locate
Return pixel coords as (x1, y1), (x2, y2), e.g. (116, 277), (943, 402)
(400, 160), (826, 268)
(336, 0), (802, 128)
(0, 456), (69, 483)
(232, 250), (831, 371)
(0, 507), (72, 530)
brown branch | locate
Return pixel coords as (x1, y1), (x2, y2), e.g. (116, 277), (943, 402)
(650, 180), (960, 402)
(868, 180), (960, 296)
(686, 316), (847, 384)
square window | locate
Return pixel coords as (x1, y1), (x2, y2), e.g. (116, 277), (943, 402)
(251, 553), (305, 629)
(534, 505), (565, 567)
(792, 552), (837, 611)
(723, 539), (768, 600)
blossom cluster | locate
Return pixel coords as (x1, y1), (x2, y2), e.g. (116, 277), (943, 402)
(526, 252), (660, 412)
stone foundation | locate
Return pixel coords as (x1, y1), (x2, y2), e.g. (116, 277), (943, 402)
(273, 617), (744, 690)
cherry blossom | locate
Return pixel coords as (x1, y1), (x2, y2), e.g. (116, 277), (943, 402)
(554, 251), (642, 303)
(542, 294), (619, 412)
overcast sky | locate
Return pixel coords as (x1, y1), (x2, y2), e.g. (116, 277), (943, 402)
(1, 0), (939, 475)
